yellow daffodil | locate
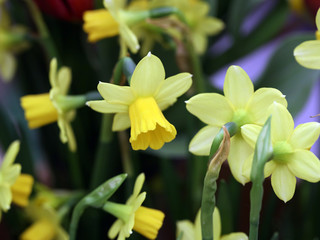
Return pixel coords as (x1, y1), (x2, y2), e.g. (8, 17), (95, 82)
(186, 65), (287, 184)
(20, 197), (68, 240)
(177, 207), (248, 240)
(87, 53), (192, 150)
(294, 8), (320, 69)
(21, 58), (78, 152)
(104, 173), (165, 240)
(241, 102), (320, 202)
(0, 141), (33, 221)
(83, 0), (149, 53)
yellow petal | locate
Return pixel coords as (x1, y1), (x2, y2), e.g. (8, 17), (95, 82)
(87, 100), (128, 113)
(228, 134), (253, 185)
(11, 174), (34, 207)
(186, 93), (233, 126)
(198, 17), (224, 35)
(155, 72), (192, 111)
(189, 125), (220, 156)
(132, 173), (145, 199)
(247, 88), (287, 125)
(0, 51), (16, 82)
(112, 113), (131, 131)
(65, 121), (77, 152)
(241, 153), (254, 181)
(0, 186), (12, 211)
(120, 24), (140, 53)
(240, 124), (261, 149)
(49, 58), (58, 88)
(271, 164), (296, 202)
(20, 220), (56, 240)
(268, 102), (294, 142)
(289, 122), (320, 150)
(2, 140), (20, 169)
(2, 164), (21, 185)
(98, 82), (134, 104)
(294, 40), (320, 69)
(191, 32), (207, 55)
(264, 160), (277, 178)
(287, 150), (320, 182)
(224, 66), (254, 109)
(108, 219), (122, 239)
(316, 8), (320, 31)
(57, 67), (72, 95)
(176, 220), (195, 240)
(220, 233), (248, 240)
(129, 97), (176, 150)
(131, 53), (165, 97)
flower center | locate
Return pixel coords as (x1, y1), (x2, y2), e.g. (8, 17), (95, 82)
(133, 206), (165, 240)
(231, 109), (251, 127)
(273, 141), (293, 164)
(103, 201), (133, 223)
(11, 174), (34, 207)
(129, 97), (177, 150)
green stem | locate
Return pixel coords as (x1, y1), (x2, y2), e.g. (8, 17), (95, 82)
(249, 180), (264, 240)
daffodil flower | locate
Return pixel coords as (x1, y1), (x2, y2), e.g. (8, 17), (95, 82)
(87, 53), (192, 150)
(83, 0), (149, 53)
(0, 141), (33, 221)
(21, 58), (80, 152)
(241, 102), (320, 202)
(104, 173), (165, 240)
(177, 207), (248, 240)
(186, 65), (287, 184)
(20, 197), (69, 240)
(294, 8), (320, 69)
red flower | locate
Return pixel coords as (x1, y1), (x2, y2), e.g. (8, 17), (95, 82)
(34, 0), (93, 22)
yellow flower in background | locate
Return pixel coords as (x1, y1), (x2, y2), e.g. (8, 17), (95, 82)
(186, 65), (287, 184)
(20, 197), (68, 240)
(83, 0), (149, 53)
(87, 53), (192, 150)
(176, 208), (248, 240)
(241, 102), (320, 202)
(21, 58), (78, 152)
(294, 8), (320, 69)
(0, 141), (33, 221)
(104, 173), (165, 240)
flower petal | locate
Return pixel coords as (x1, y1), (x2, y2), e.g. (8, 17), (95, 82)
(108, 219), (122, 239)
(0, 51), (16, 82)
(0, 186), (12, 211)
(271, 164), (296, 202)
(220, 233), (248, 240)
(289, 122), (320, 150)
(176, 220), (194, 240)
(247, 88), (287, 124)
(2, 141), (20, 169)
(112, 113), (131, 131)
(268, 102), (294, 142)
(119, 24), (140, 53)
(294, 40), (320, 69)
(2, 164), (21, 185)
(155, 73), (192, 111)
(241, 124), (262, 149)
(57, 67), (72, 95)
(186, 93), (234, 126)
(189, 125), (220, 156)
(228, 134), (253, 185)
(198, 17), (224, 35)
(131, 53), (165, 96)
(264, 160), (277, 178)
(191, 32), (207, 54)
(223, 66), (254, 109)
(287, 150), (320, 182)
(97, 82), (134, 104)
(87, 100), (128, 113)
(242, 153), (254, 181)
(317, 8), (320, 31)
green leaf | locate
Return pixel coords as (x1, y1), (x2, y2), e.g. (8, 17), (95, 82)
(69, 173), (127, 240)
(256, 33), (320, 116)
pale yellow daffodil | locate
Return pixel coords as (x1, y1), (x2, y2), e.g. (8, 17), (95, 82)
(177, 208), (248, 240)
(87, 53), (192, 150)
(0, 141), (33, 221)
(186, 65), (287, 184)
(21, 58), (78, 152)
(105, 173), (165, 240)
(294, 8), (320, 69)
(241, 102), (320, 202)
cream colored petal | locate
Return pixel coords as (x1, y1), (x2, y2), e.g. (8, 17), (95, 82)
(119, 24), (140, 53)
(289, 122), (320, 150)
(186, 93), (233, 126)
(155, 73), (192, 111)
(57, 67), (72, 95)
(224, 66), (254, 109)
(108, 219), (122, 239)
(0, 186), (12, 211)
(198, 17), (224, 35)
(112, 113), (131, 131)
(228, 134), (253, 185)
(189, 125), (220, 156)
(271, 165), (296, 202)
(65, 122), (77, 152)
(317, 8), (320, 31)
(264, 160), (277, 178)
(242, 153), (254, 181)
(191, 32), (207, 55)
(97, 82), (134, 104)
(0, 51), (16, 82)
(240, 124), (262, 149)
(87, 100), (128, 113)
(132, 173), (145, 198)
(131, 53), (165, 96)
(268, 102), (294, 142)
(221, 233), (248, 240)
(247, 88), (287, 124)
(49, 58), (58, 88)
(294, 40), (320, 69)
(176, 220), (195, 240)
(2, 164), (21, 185)
(2, 140), (20, 169)
(287, 150), (320, 182)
